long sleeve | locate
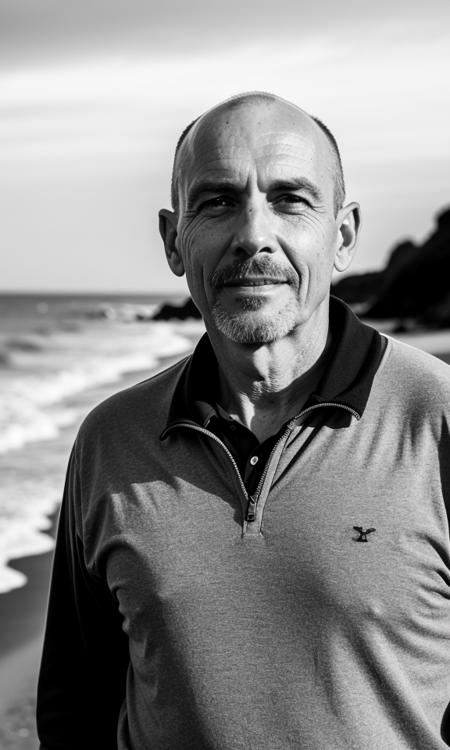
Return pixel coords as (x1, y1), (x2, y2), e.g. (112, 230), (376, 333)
(37, 446), (129, 750)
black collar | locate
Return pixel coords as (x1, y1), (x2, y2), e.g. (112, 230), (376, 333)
(162, 296), (385, 435)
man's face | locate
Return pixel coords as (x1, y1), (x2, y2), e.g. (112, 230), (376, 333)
(162, 100), (357, 345)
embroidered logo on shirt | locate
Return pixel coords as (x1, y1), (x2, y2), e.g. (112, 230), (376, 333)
(353, 526), (376, 542)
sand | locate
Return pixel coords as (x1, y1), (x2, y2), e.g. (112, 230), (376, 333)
(0, 548), (54, 748)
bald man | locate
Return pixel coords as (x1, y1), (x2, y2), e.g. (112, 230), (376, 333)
(37, 93), (450, 750)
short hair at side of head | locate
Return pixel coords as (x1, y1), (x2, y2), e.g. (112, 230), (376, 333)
(170, 93), (346, 214)
(309, 115), (345, 213)
(171, 117), (200, 211)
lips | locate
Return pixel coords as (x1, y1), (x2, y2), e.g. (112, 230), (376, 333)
(222, 277), (287, 287)
(210, 259), (295, 290)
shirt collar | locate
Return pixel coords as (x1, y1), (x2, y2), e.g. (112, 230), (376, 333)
(163, 296), (385, 433)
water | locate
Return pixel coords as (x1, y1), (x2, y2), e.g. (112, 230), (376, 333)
(0, 293), (203, 593)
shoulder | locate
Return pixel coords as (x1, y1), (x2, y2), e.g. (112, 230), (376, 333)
(383, 334), (450, 382)
(378, 334), (450, 413)
(76, 353), (190, 448)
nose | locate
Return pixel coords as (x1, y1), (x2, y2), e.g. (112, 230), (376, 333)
(230, 202), (277, 258)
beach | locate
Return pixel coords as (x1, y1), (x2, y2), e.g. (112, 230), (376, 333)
(0, 295), (449, 748)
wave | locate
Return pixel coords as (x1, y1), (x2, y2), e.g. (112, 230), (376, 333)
(0, 324), (197, 456)
(6, 335), (44, 352)
(0, 334), (46, 369)
(0, 401), (78, 454)
(0, 349), (11, 368)
(0, 485), (59, 594)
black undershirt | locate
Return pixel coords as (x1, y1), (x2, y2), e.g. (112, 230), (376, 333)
(205, 411), (284, 497)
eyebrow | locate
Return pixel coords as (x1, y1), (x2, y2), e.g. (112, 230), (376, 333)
(186, 176), (324, 207)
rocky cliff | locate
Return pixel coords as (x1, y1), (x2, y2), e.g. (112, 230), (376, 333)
(332, 206), (450, 328)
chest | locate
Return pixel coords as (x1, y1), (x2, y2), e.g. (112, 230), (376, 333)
(89, 418), (450, 648)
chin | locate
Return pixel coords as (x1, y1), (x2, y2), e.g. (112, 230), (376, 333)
(211, 299), (300, 345)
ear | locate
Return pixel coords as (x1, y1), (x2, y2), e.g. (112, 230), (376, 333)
(158, 208), (185, 277)
(333, 202), (361, 273)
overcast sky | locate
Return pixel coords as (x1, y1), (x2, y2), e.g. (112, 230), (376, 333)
(1, 0), (450, 293)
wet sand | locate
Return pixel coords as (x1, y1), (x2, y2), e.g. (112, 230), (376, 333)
(0, 547), (54, 748)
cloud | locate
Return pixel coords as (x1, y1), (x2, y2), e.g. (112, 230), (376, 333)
(1, 28), (449, 173)
(1, 0), (449, 66)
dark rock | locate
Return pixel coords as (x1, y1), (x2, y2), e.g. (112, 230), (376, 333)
(332, 271), (383, 305)
(391, 319), (417, 334)
(331, 205), (450, 328)
(418, 290), (450, 329)
(152, 297), (202, 321)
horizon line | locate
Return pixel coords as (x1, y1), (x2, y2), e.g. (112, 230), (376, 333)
(0, 288), (186, 297)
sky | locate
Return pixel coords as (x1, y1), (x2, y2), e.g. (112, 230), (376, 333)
(1, 0), (450, 294)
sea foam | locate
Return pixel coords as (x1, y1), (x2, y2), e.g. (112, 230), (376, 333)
(0, 484), (60, 594)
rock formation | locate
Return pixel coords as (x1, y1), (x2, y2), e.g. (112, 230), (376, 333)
(152, 297), (202, 321)
(332, 206), (450, 328)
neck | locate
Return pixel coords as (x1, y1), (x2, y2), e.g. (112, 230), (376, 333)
(206, 311), (331, 442)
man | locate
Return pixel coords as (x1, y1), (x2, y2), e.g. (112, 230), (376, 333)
(37, 92), (450, 749)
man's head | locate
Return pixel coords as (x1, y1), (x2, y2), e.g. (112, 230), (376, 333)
(159, 92), (360, 346)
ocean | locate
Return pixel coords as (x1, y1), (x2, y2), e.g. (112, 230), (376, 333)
(0, 292), (203, 594)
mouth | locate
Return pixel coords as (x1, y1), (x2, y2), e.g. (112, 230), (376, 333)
(222, 277), (287, 287)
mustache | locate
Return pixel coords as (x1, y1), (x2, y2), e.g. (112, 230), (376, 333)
(210, 258), (297, 288)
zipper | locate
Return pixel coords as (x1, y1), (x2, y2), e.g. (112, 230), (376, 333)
(245, 401), (360, 523)
(161, 420), (249, 511)
(246, 494), (258, 523)
(162, 401), (360, 527)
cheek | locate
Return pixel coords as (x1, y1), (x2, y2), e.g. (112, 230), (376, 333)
(179, 214), (231, 273)
(282, 220), (333, 264)
(178, 215), (218, 263)
(309, 233), (340, 288)
(177, 220), (218, 302)
(178, 220), (206, 272)
(283, 221), (338, 286)
(283, 212), (334, 247)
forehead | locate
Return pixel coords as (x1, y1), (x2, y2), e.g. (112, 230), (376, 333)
(177, 102), (335, 198)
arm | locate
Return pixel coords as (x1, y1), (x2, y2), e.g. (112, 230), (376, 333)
(37, 447), (129, 750)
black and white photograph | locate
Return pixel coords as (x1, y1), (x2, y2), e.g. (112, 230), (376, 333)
(1, 1), (450, 748)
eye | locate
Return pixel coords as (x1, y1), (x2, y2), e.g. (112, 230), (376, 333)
(198, 195), (235, 213)
(273, 193), (311, 210)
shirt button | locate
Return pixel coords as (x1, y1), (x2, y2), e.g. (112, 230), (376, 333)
(249, 456), (259, 466)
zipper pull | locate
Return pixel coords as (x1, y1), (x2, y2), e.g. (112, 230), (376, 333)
(246, 495), (258, 523)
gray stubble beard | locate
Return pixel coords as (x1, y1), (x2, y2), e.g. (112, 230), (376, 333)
(211, 296), (301, 345)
